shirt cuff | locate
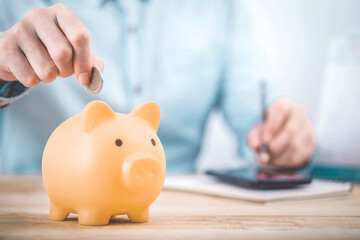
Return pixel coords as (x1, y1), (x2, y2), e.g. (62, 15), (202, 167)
(0, 80), (30, 109)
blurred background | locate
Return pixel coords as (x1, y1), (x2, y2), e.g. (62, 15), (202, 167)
(198, 0), (360, 178)
(0, 0), (359, 181)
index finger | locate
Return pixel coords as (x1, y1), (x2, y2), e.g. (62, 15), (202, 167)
(51, 4), (91, 85)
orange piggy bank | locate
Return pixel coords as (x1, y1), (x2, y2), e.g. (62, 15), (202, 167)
(42, 101), (166, 225)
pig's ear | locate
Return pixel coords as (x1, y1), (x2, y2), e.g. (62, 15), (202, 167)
(81, 101), (115, 132)
(130, 102), (161, 132)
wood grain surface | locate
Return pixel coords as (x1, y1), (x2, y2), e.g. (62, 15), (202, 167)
(0, 176), (359, 239)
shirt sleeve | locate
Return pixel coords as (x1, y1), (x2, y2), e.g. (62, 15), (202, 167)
(0, 80), (30, 109)
(219, 1), (279, 166)
(0, 1), (33, 109)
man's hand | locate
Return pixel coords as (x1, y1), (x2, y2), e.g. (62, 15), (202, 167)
(0, 3), (104, 87)
(248, 98), (315, 169)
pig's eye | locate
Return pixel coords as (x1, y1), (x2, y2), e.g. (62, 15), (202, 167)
(151, 138), (156, 146)
(115, 139), (123, 147)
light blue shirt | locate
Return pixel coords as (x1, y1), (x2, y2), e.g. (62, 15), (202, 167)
(0, 0), (272, 174)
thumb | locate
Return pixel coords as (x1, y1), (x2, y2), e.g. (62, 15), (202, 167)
(91, 55), (104, 73)
(0, 70), (17, 81)
(247, 124), (261, 151)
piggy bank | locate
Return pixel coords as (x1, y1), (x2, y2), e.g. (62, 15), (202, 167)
(42, 101), (166, 225)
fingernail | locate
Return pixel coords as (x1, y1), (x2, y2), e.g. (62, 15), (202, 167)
(259, 152), (270, 164)
(78, 72), (89, 85)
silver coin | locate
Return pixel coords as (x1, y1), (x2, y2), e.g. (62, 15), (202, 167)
(85, 67), (103, 95)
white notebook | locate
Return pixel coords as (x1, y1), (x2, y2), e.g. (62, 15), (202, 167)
(164, 174), (352, 203)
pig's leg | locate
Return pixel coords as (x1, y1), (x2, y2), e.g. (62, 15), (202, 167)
(49, 203), (69, 221)
(77, 209), (111, 226)
(127, 208), (149, 222)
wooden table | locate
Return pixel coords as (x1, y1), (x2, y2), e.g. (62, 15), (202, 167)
(0, 176), (360, 239)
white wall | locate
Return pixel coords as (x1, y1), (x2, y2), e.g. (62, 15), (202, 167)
(197, 0), (360, 171)
(248, 0), (360, 119)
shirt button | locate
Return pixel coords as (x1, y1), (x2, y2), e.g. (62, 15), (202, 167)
(133, 85), (142, 95)
(127, 26), (138, 34)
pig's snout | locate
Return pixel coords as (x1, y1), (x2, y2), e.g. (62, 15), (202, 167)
(122, 152), (160, 188)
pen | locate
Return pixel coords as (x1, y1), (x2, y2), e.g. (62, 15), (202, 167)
(259, 80), (270, 164)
